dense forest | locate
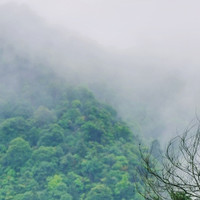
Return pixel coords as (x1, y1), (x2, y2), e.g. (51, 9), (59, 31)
(0, 54), (144, 199)
(1, 2), (200, 200)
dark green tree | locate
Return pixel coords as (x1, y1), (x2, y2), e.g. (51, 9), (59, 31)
(3, 137), (31, 169)
(85, 184), (113, 200)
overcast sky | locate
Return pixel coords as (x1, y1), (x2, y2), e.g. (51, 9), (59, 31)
(1, 0), (200, 53)
(1, 0), (200, 142)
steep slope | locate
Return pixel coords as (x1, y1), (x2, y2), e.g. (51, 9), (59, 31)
(0, 3), (188, 145)
(0, 49), (143, 200)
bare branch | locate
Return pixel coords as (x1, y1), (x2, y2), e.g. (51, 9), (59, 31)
(139, 123), (200, 200)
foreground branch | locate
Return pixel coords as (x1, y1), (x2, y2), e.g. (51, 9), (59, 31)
(139, 124), (200, 200)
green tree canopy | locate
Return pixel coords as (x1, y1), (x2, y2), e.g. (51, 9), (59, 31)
(3, 137), (31, 169)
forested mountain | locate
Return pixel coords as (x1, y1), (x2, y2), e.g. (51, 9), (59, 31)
(0, 3), (189, 146)
(0, 2), (198, 200)
(0, 52), (143, 199)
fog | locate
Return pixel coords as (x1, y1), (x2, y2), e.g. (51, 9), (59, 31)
(1, 1), (200, 144)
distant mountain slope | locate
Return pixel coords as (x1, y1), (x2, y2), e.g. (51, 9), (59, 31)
(0, 2), (189, 144)
(0, 61), (143, 200)
(0, 19), (143, 200)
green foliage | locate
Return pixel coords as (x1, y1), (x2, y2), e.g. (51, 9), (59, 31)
(0, 117), (29, 143)
(32, 146), (58, 162)
(3, 137), (31, 169)
(85, 184), (113, 200)
(114, 174), (135, 200)
(0, 62), (143, 200)
(170, 192), (191, 200)
(33, 106), (57, 127)
(38, 124), (64, 146)
(81, 121), (105, 142)
(47, 174), (63, 190)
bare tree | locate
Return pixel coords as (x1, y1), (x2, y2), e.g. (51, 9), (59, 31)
(138, 123), (200, 200)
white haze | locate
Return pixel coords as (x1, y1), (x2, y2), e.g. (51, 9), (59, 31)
(1, 1), (200, 144)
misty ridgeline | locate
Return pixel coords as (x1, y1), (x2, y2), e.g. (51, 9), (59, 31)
(1, 3), (199, 144)
(0, 2), (199, 200)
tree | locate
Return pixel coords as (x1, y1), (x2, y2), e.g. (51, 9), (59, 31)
(33, 106), (57, 127)
(81, 121), (105, 143)
(0, 117), (30, 143)
(138, 124), (200, 200)
(38, 124), (64, 146)
(65, 172), (88, 198)
(3, 137), (31, 169)
(85, 184), (113, 200)
(114, 174), (135, 200)
(47, 174), (71, 200)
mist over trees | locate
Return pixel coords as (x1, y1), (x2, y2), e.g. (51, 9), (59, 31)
(0, 42), (145, 199)
(0, 1), (200, 200)
(0, 4), (145, 199)
(0, 3), (199, 144)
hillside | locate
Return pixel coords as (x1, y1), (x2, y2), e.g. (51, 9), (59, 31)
(0, 3), (189, 145)
(0, 55), (143, 199)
